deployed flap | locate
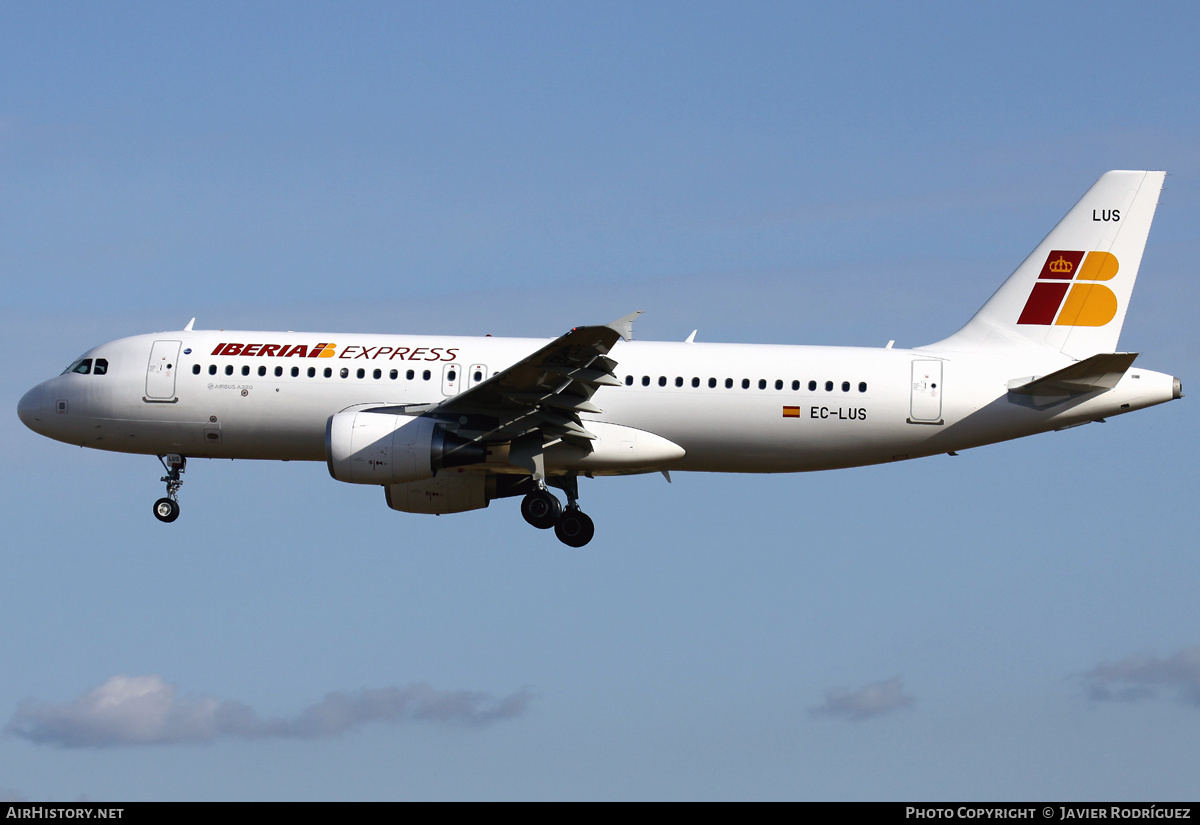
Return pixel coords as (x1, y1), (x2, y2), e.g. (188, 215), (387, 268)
(391, 314), (638, 448)
(1008, 352), (1138, 397)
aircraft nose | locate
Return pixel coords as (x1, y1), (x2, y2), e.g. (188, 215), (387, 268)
(17, 383), (48, 433)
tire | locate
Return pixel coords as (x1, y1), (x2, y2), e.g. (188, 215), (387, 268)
(520, 490), (561, 529)
(554, 509), (595, 547)
(153, 497), (180, 523)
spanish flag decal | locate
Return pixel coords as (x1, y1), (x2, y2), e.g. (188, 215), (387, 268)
(782, 406), (801, 418)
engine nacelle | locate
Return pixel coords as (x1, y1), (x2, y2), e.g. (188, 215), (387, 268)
(326, 410), (485, 485)
(385, 474), (489, 514)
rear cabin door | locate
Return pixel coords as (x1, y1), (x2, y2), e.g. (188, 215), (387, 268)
(909, 360), (943, 423)
(145, 340), (182, 401)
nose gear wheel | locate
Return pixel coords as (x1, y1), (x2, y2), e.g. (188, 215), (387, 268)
(153, 454), (186, 523)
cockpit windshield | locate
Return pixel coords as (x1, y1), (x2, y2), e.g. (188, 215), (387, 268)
(60, 358), (108, 375)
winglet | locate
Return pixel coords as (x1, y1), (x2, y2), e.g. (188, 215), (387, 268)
(184, 318), (196, 332)
(607, 310), (644, 342)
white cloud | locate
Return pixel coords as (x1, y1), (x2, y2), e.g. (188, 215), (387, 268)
(1083, 646), (1200, 706)
(812, 676), (914, 721)
(6, 675), (533, 748)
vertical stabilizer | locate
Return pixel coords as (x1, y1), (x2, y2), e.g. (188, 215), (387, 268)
(928, 171), (1165, 359)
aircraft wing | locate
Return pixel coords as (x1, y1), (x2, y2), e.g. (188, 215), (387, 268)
(375, 311), (641, 449)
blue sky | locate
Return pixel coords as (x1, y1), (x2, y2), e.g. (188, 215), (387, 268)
(3, 1), (1199, 800)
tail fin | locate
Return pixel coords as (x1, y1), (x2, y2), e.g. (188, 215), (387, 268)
(928, 171), (1165, 359)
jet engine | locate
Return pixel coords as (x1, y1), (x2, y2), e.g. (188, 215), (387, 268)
(326, 410), (485, 485)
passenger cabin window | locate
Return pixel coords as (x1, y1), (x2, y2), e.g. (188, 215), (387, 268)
(323, 367), (332, 378)
(406, 370), (415, 380)
(642, 376), (650, 386)
(291, 367), (299, 377)
(825, 380), (833, 392)
(658, 376), (667, 387)
(275, 366), (283, 377)
(257, 366), (266, 377)
(241, 365), (250, 376)
(625, 375), (633, 386)
(741, 379), (750, 389)
(692, 377), (700, 388)
(474, 370), (483, 382)
(356, 368), (365, 379)
(225, 365), (234, 376)
(340, 368), (349, 378)
(373, 369), (382, 379)
(859, 382), (868, 393)
(193, 364), (201, 375)
(209, 365), (218, 376)
(709, 378), (717, 388)
(841, 381), (850, 392)
(422, 370), (431, 380)
(725, 378), (733, 389)
(808, 380), (817, 391)
(390, 369), (398, 380)
(307, 367), (316, 378)
(758, 379), (767, 390)
(792, 380), (800, 391)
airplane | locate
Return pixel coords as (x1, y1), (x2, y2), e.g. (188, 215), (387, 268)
(17, 171), (1182, 547)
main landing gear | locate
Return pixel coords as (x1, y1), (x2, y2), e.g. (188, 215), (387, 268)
(153, 454), (186, 523)
(520, 474), (596, 548)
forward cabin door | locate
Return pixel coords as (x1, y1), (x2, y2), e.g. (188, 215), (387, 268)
(909, 360), (943, 424)
(145, 340), (182, 401)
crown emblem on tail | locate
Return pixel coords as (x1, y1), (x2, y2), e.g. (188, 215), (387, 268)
(1048, 255), (1074, 274)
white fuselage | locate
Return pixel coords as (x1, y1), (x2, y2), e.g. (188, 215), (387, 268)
(17, 329), (1179, 475)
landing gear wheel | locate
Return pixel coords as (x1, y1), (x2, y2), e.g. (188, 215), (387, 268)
(154, 455), (186, 524)
(521, 489), (562, 529)
(153, 497), (180, 523)
(554, 509), (595, 548)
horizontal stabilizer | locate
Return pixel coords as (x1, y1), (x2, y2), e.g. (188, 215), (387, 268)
(1008, 352), (1138, 397)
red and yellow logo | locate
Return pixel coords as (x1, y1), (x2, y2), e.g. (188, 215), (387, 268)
(211, 342), (337, 358)
(1017, 250), (1119, 326)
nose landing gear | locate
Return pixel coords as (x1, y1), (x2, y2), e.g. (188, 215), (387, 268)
(153, 454), (186, 523)
(520, 473), (596, 547)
